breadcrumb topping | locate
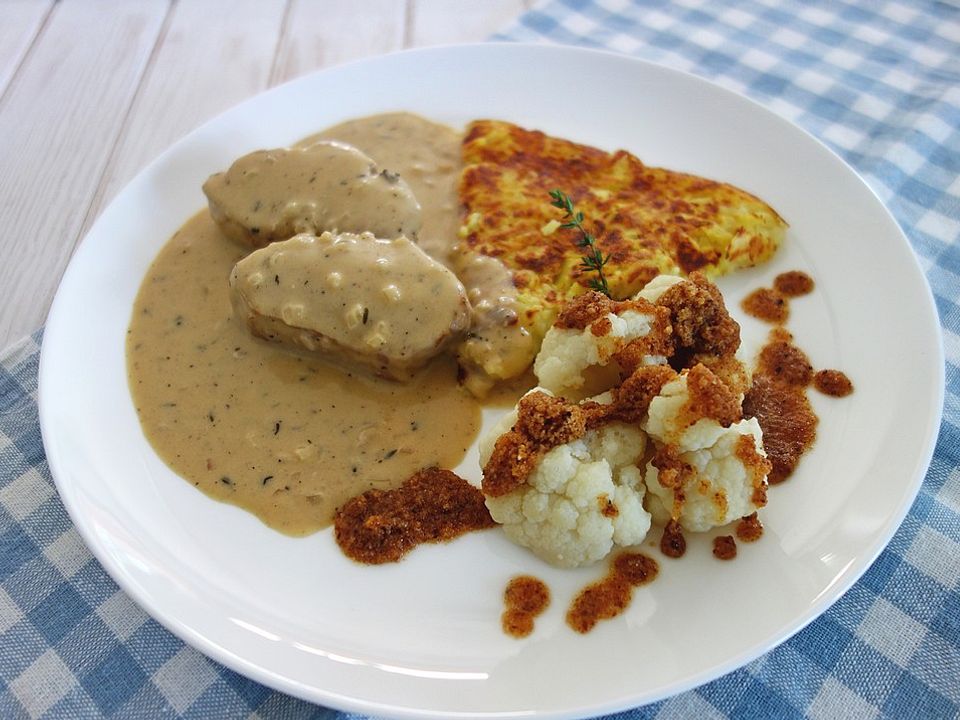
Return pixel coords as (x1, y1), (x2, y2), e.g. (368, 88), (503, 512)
(515, 391), (587, 446)
(658, 271), (741, 359)
(684, 363), (743, 428)
(482, 431), (540, 497)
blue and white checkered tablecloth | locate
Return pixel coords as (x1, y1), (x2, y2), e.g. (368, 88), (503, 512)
(2, 0), (958, 718)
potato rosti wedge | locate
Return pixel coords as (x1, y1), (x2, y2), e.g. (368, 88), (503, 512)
(456, 119), (786, 389)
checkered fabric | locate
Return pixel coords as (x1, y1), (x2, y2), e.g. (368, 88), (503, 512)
(1, 0), (957, 717)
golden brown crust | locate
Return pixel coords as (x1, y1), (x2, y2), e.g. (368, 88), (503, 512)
(683, 363), (743, 428)
(736, 512), (764, 542)
(460, 120), (784, 297)
(566, 551), (658, 633)
(756, 338), (814, 387)
(660, 519), (687, 558)
(741, 287), (788, 324)
(605, 365), (678, 425)
(690, 352), (751, 399)
(554, 291), (612, 330)
(554, 291), (660, 332)
(458, 120), (785, 383)
(712, 535), (737, 560)
(482, 391), (591, 497)
(515, 391), (588, 447)
(658, 272), (741, 360)
(813, 369), (854, 397)
(502, 575), (550, 638)
(482, 431), (539, 497)
(742, 374), (818, 485)
(735, 434), (772, 508)
(611, 304), (674, 374)
(651, 443), (693, 520)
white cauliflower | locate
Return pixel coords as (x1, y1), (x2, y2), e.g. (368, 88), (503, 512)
(644, 372), (730, 451)
(534, 307), (666, 398)
(644, 419), (767, 532)
(634, 274), (685, 303)
(642, 368), (770, 532)
(480, 416), (652, 568)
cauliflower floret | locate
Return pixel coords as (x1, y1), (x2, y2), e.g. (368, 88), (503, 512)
(644, 370), (735, 450)
(634, 274), (685, 303)
(640, 363), (769, 532)
(484, 422), (652, 567)
(535, 309), (666, 397)
(644, 418), (768, 532)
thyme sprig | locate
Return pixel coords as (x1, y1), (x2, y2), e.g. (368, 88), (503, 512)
(549, 189), (611, 297)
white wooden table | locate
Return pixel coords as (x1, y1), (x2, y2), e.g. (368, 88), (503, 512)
(0, 0), (529, 351)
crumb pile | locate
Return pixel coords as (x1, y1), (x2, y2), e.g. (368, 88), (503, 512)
(479, 272), (772, 567)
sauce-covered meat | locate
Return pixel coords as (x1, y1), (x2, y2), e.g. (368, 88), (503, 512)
(127, 213), (480, 535)
(230, 231), (470, 380)
(203, 140), (421, 248)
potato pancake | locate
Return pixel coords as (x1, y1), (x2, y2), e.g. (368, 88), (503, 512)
(456, 119), (786, 387)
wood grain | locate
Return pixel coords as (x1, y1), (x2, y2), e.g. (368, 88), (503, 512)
(409, 0), (530, 45)
(0, 0), (54, 101)
(84, 0), (289, 233)
(0, 0), (168, 344)
(270, 0), (406, 85)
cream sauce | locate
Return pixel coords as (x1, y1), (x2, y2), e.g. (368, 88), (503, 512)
(304, 112), (536, 395)
(127, 112), (549, 536)
(127, 212), (480, 536)
(231, 231), (469, 380)
(202, 140), (421, 248)
(300, 114), (461, 266)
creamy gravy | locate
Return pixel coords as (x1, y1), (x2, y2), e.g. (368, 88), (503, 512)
(203, 141), (421, 247)
(231, 231), (469, 380)
(300, 114), (461, 266)
(128, 212), (480, 536)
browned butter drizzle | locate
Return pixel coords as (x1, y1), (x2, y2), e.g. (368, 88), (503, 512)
(127, 113), (499, 536)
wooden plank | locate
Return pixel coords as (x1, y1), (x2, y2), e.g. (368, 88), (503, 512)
(86, 0), (289, 231)
(0, 0), (168, 347)
(408, 0), (528, 46)
(270, 0), (406, 85)
(0, 0), (54, 100)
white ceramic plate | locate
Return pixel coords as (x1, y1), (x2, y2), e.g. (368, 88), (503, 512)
(40, 44), (943, 719)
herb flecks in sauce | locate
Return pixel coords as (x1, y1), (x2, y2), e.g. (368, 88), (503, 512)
(127, 211), (480, 536)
